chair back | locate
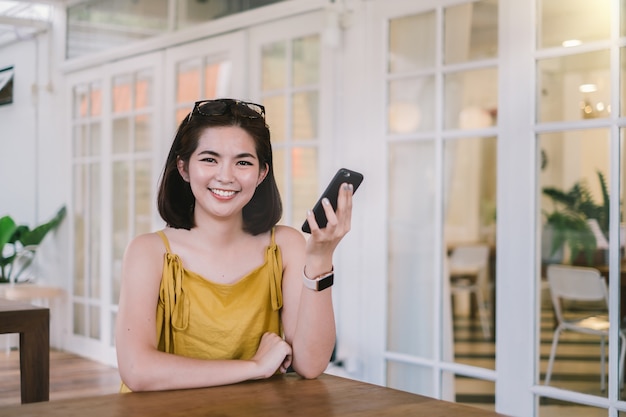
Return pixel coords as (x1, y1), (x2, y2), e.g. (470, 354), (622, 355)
(449, 245), (489, 272)
(547, 264), (608, 323)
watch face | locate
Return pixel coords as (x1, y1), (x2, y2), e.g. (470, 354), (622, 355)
(317, 274), (334, 291)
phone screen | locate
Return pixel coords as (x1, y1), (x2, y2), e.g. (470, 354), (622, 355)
(301, 168), (364, 233)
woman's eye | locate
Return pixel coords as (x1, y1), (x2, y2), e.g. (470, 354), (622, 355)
(237, 160), (253, 166)
(201, 157), (216, 163)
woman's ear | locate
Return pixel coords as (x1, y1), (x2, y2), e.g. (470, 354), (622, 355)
(257, 163), (269, 186)
(177, 157), (190, 182)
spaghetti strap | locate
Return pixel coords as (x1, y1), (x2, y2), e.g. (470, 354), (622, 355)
(156, 230), (172, 253)
(270, 227), (276, 246)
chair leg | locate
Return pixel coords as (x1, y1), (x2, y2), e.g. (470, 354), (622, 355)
(545, 326), (563, 386)
(601, 335), (606, 392)
(474, 288), (491, 340)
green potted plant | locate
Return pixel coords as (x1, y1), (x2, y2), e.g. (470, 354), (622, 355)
(0, 206), (66, 283)
(542, 170), (609, 266)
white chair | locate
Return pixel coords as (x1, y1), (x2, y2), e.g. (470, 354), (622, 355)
(587, 218), (609, 250)
(544, 264), (626, 391)
(448, 244), (492, 339)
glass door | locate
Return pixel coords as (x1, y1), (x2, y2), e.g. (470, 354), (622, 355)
(374, 0), (499, 408)
(67, 52), (163, 366)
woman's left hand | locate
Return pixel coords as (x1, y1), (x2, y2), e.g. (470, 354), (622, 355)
(304, 183), (354, 261)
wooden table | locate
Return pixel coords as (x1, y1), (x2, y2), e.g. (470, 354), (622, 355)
(0, 373), (510, 417)
(0, 298), (49, 404)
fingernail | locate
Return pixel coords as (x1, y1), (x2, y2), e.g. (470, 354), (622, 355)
(322, 198), (330, 205)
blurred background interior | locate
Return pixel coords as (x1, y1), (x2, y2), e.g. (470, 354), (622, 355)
(1, 0), (625, 416)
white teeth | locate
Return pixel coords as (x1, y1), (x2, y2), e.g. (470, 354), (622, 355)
(211, 189), (236, 197)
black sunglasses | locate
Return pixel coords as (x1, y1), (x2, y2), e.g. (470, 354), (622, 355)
(188, 98), (265, 122)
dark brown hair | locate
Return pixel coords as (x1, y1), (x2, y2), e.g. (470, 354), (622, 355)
(157, 100), (282, 235)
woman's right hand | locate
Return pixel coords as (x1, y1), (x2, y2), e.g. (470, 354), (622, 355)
(251, 332), (293, 379)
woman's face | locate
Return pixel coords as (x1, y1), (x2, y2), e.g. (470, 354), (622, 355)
(178, 125), (267, 223)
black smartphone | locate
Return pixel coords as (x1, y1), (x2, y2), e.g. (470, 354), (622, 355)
(301, 168), (364, 234)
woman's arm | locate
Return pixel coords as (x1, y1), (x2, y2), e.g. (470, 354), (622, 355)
(115, 233), (292, 392)
(280, 183), (354, 378)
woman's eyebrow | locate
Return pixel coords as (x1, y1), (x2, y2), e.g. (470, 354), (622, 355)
(197, 150), (257, 159)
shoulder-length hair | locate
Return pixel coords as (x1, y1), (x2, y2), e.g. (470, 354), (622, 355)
(157, 102), (282, 235)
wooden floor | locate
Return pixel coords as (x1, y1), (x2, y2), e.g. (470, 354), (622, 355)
(0, 349), (121, 407)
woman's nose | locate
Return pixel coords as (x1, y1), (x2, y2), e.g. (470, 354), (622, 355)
(216, 164), (234, 183)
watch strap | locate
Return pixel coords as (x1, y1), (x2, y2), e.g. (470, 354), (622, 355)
(302, 268), (334, 291)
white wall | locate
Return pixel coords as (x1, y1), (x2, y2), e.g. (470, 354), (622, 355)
(0, 32), (70, 349)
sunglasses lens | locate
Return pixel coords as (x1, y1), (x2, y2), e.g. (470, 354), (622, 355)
(237, 102), (264, 118)
(196, 100), (228, 116)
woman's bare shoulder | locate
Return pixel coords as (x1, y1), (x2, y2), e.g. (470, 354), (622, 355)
(274, 225), (306, 260)
(124, 230), (167, 260)
(274, 225), (305, 245)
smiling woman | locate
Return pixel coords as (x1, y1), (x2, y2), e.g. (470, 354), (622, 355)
(114, 98), (356, 393)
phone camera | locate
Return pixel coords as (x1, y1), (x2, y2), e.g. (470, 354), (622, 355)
(343, 171), (350, 177)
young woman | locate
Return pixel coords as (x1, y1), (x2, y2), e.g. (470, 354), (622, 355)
(115, 98), (354, 392)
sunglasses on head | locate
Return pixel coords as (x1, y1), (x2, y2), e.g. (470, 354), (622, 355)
(187, 98), (265, 122)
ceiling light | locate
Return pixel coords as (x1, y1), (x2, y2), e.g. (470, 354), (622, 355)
(579, 84), (597, 93)
(562, 39), (582, 47)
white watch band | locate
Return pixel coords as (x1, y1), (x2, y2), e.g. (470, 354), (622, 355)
(302, 267), (334, 291)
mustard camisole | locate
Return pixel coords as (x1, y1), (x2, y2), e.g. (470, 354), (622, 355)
(120, 228), (283, 392)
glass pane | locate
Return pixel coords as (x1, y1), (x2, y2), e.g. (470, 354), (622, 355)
(291, 148), (317, 227)
(386, 361), (434, 397)
(177, 59), (201, 103)
(73, 84), (89, 119)
(445, 137), (497, 246)
(135, 69), (152, 109)
(90, 82), (102, 117)
(113, 74), (132, 114)
(387, 141), (436, 358)
(264, 95), (286, 143)
(112, 117), (130, 153)
(89, 163), (101, 299)
(176, 0), (286, 30)
(67, 0), (169, 59)
(388, 76), (435, 134)
(455, 375), (495, 410)
(135, 114), (151, 152)
(292, 35), (320, 87)
(537, 50), (610, 123)
(73, 164), (86, 297)
(444, 0), (498, 64)
(91, 122), (101, 157)
(134, 159), (152, 236)
(204, 60), (232, 98)
(262, 42), (287, 91)
(538, 396), (606, 416)
(73, 124), (87, 158)
(444, 68), (497, 130)
(292, 92), (318, 141)
(73, 303), (85, 336)
(538, 0), (611, 49)
(538, 129), (612, 397)
(89, 305), (100, 340)
(389, 11), (436, 73)
(445, 137), (497, 366)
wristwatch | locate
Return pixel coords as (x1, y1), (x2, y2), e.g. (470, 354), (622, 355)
(302, 268), (334, 291)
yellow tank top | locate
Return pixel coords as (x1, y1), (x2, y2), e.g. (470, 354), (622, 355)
(120, 228), (283, 392)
